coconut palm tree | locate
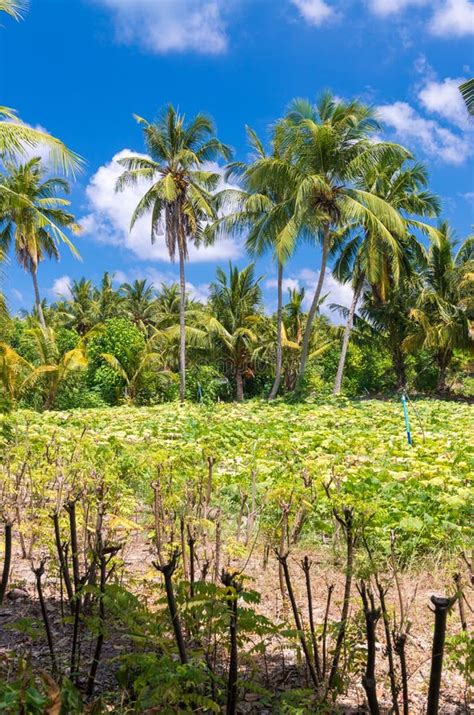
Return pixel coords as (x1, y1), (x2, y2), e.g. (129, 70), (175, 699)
(116, 105), (231, 402)
(0, 107), (82, 178)
(25, 326), (91, 409)
(213, 126), (299, 400)
(460, 78), (474, 116)
(0, 158), (78, 330)
(101, 332), (173, 404)
(0, 341), (33, 403)
(120, 279), (156, 332)
(252, 93), (412, 389)
(208, 263), (263, 401)
(404, 222), (472, 393)
(332, 157), (440, 394)
(94, 272), (123, 323)
(280, 287), (337, 391)
(155, 283), (181, 328)
(0, 1), (26, 19)
(356, 277), (421, 390)
(58, 278), (95, 335)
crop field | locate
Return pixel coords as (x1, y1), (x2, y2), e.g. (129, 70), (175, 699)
(0, 398), (472, 713)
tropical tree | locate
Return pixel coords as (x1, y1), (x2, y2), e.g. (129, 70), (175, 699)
(356, 278), (421, 390)
(25, 326), (91, 409)
(252, 93), (411, 389)
(459, 78), (474, 116)
(0, 341), (33, 403)
(208, 263), (263, 401)
(120, 279), (156, 331)
(279, 287), (337, 391)
(116, 105), (231, 401)
(0, 1), (26, 19)
(101, 332), (173, 404)
(94, 272), (122, 323)
(0, 291), (6, 320)
(0, 107), (82, 178)
(404, 222), (472, 392)
(212, 126), (300, 400)
(56, 278), (95, 335)
(0, 158), (78, 330)
(332, 157), (440, 394)
(154, 283), (181, 328)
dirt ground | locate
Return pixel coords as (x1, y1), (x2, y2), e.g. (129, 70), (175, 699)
(1, 532), (471, 714)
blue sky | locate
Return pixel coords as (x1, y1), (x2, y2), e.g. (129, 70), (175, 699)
(2, 0), (473, 320)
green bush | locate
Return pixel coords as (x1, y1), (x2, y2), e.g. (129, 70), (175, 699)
(86, 318), (145, 404)
(185, 364), (232, 403)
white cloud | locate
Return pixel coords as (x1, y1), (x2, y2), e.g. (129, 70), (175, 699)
(80, 150), (243, 264)
(94, 0), (229, 54)
(11, 288), (23, 302)
(265, 277), (301, 292)
(186, 281), (210, 303)
(418, 76), (469, 129)
(367, 0), (428, 16)
(50, 275), (72, 299)
(429, 0), (474, 37)
(367, 0), (474, 37)
(111, 270), (128, 285)
(378, 101), (471, 165)
(291, 0), (335, 25)
(298, 268), (353, 324)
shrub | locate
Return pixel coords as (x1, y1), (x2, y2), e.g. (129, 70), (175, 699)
(86, 318), (145, 404)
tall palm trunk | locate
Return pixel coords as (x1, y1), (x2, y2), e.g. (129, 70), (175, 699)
(235, 365), (244, 402)
(178, 244), (186, 403)
(31, 265), (46, 331)
(333, 275), (363, 395)
(436, 349), (451, 394)
(296, 227), (330, 389)
(391, 345), (407, 391)
(268, 261), (283, 400)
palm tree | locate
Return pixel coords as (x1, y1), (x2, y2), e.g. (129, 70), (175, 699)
(57, 278), (95, 335)
(332, 157), (440, 394)
(460, 78), (474, 116)
(25, 326), (91, 409)
(155, 283), (181, 328)
(404, 222), (472, 393)
(0, 158), (78, 330)
(0, 107), (82, 177)
(356, 277), (421, 390)
(281, 287), (307, 391)
(0, 341), (33, 403)
(94, 272), (123, 323)
(208, 263), (263, 401)
(213, 126), (298, 400)
(280, 287), (337, 391)
(116, 105), (231, 402)
(252, 93), (411, 389)
(101, 332), (172, 404)
(120, 279), (156, 332)
(0, 1), (26, 19)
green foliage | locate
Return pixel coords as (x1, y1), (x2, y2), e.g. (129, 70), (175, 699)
(0, 657), (82, 715)
(2, 399), (471, 563)
(185, 364), (232, 403)
(87, 318), (145, 404)
(446, 631), (474, 690)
